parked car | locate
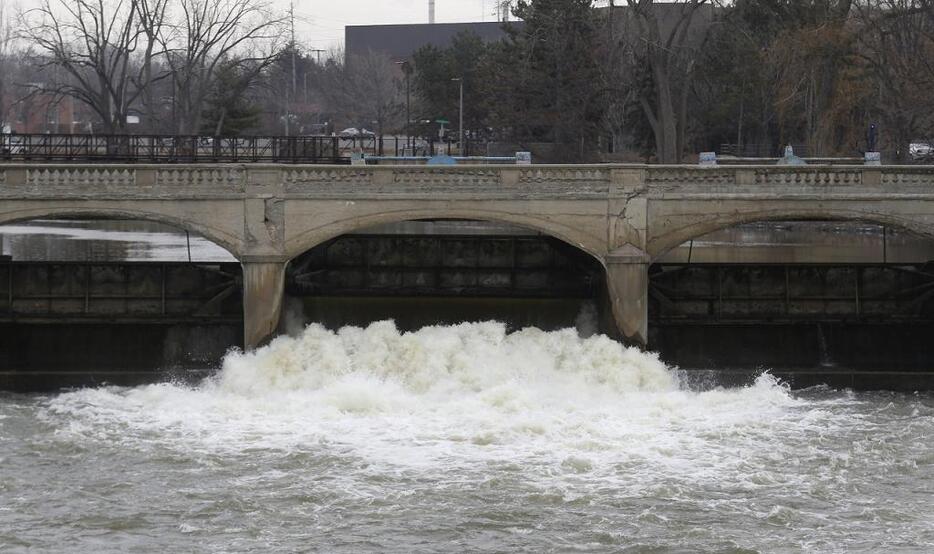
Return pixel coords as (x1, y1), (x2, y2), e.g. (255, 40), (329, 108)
(338, 127), (376, 137)
(909, 140), (933, 161)
(0, 134), (27, 155)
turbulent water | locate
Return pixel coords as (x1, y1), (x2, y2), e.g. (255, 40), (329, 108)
(2, 321), (933, 552)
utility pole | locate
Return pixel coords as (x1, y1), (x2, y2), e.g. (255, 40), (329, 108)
(395, 61), (411, 151)
(305, 49), (326, 106)
(171, 71), (177, 135)
(285, 0), (297, 136)
(452, 77), (464, 154)
(289, 1), (297, 96)
(498, 1), (510, 22)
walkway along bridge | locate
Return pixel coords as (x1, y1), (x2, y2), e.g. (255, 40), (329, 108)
(0, 133), (478, 164)
(3, 163), (934, 352)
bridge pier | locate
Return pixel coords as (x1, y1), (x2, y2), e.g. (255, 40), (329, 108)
(605, 245), (651, 347)
(242, 261), (288, 350)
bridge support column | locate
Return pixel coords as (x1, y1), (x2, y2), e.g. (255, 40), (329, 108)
(242, 261), (288, 350)
(605, 245), (650, 347)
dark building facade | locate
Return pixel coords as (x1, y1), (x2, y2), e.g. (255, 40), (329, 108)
(344, 4), (715, 63)
(345, 22), (519, 61)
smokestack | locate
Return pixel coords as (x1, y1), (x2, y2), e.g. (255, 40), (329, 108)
(497, 1), (509, 22)
(429, 0), (435, 23)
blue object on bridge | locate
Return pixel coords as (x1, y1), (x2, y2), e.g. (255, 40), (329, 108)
(427, 155), (458, 166)
(777, 145), (807, 166)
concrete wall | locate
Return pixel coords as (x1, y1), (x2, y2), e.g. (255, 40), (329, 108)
(0, 322), (241, 391)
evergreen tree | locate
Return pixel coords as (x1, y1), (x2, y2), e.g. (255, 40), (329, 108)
(200, 61), (262, 136)
(412, 32), (491, 136)
(485, 0), (607, 161)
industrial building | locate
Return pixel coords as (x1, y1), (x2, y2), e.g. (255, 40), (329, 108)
(345, 21), (519, 62)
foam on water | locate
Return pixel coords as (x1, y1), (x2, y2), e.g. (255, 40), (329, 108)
(42, 321), (803, 470)
(219, 320), (676, 396)
(14, 322), (934, 550)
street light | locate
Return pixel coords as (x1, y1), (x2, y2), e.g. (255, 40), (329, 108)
(395, 60), (411, 151)
(451, 77), (464, 155)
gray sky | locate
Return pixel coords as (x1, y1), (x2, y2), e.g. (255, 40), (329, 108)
(11, 1), (503, 50)
(288, 1), (504, 48)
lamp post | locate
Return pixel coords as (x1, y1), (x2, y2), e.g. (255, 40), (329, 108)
(451, 77), (463, 155)
(171, 71), (177, 135)
(395, 60), (411, 151)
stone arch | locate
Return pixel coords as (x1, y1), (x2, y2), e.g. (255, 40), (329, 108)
(647, 206), (934, 260)
(284, 207), (610, 265)
(0, 204), (244, 259)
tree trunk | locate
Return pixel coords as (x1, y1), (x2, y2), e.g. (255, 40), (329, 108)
(676, 63), (691, 160)
(214, 106), (227, 137)
(653, 61), (679, 163)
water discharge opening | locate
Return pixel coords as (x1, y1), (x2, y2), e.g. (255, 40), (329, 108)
(0, 217), (243, 389)
(650, 220), (934, 384)
(283, 219), (611, 338)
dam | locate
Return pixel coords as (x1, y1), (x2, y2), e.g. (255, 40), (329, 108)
(3, 162), (934, 390)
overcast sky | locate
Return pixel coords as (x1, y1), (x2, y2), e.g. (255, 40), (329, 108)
(287, 0), (504, 48)
(11, 0), (503, 50)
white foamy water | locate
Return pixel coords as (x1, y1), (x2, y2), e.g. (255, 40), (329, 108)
(2, 322), (934, 552)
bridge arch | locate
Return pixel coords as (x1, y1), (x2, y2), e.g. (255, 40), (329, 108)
(0, 205), (244, 260)
(283, 207), (610, 265)
(647, 207), (934, 260)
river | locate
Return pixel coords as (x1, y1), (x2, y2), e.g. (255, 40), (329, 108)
(1, 222), (933, 551)
(1, 322), (933, 551)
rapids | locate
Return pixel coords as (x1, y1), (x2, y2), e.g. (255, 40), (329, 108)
(2, 321), (933, 552)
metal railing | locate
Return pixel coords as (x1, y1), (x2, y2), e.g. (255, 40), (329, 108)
(0, 133), (490, 164)
(719, 141), (934, 165)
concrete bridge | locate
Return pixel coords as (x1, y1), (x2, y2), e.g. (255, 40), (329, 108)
(3, 163), (934, 348)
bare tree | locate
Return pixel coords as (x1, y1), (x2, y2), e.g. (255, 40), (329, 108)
(136, 0), (171, 132)
(0, 2), (16, 131)
(321, 50), (403, 136)
(624, 0), (712, 163)
(21, 0), (165, 133)
(855, 0), (934, 159)
(159, 0), (285, 135)
(599, 0), (635, 157)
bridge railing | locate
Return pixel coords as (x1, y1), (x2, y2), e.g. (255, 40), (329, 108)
(0, 134), (358, 164)
(1, 163), (933, 197)
(0, 134), (492, 164)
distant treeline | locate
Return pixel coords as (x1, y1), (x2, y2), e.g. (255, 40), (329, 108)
(410, 0), (934, 162)
(1, 0), (932, 163)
